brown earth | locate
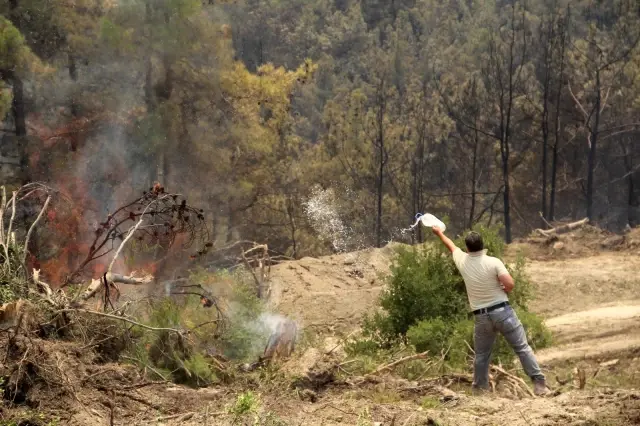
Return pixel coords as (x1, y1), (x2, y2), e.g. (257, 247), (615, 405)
(3, 227), (640, 425)
(263, 228), (640, 425)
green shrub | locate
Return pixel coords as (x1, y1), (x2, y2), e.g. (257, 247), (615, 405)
(217, 282), (267, 361)
(228, 390), (260, 419)
(183, 352), (218, 386)
(344, 337), (380, 357)
(356, 224), (551, 368)
(406, 318), (473, 366)
(506, 254), (533, 310)
(365, 243), (467, 343)
(395, 358), (434, 381)
(406, 317), (451, 355)
(0, 243), (29, 304)
(453, 223), (505, 259)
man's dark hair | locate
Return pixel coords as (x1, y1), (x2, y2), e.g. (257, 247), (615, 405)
(465, 231), (484, 252)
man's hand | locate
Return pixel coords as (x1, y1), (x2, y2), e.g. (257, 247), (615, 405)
(432, 225), (443, 236)
(498, 273), (515, 293)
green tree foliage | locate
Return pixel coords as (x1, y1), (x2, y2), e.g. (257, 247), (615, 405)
(0, 15), (43, 118)
(1, 0), (640, 263)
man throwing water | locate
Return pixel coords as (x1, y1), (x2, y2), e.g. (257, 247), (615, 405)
(431, 226), (549, 396)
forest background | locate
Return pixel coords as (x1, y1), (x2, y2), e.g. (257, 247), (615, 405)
(1, 0), (639, 273)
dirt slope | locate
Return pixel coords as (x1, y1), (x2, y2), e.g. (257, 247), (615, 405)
(268, 244), (398, 333)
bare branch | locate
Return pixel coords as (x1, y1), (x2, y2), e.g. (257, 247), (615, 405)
(567, 83), (589, 122)
(80, 273), (153, 301)
(107, 209), (148, 275)
(534, 217), (589, 237)
(600, 87), (611, 114)
(22, 195), (51, 266)
(58, 308), (185, 335)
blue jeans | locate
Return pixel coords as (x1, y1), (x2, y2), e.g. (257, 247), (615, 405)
(473, 305), (545, 389)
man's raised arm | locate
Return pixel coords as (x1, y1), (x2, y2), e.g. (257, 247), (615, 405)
(432, 226), (458, 253)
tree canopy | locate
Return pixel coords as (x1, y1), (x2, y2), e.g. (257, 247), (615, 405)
(1, 0), (639, 265)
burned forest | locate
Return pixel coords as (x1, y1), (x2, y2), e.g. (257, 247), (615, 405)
(1, 0), (640, 425)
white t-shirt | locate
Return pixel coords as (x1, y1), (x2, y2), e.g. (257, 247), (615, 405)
(452, 248), (510, 311)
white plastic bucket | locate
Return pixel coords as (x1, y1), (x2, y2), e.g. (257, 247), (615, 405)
(416, 213), (446, 232)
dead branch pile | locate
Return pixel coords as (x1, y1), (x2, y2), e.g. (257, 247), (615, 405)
(0, 183), (303, 422)
(0, 324), (185, 424)
(0, 184), (230, 377)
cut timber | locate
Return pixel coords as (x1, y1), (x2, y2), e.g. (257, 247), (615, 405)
(535, 217), (589, 237)
(0, 299), (27, 329)
(81, 272), (153, 301)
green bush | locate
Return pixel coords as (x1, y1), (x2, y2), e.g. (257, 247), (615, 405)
(406, 318), (474, 366)
(362, 243), (467, 343)
(506, 254), (533, 310)
(453, 223), (505, 259)
(356, 224), (551, 368)
(216, 280), (268, 361)
(406, 317), (451, 356)
(343, 337), (380, 357)
(0, 243), (29, 304)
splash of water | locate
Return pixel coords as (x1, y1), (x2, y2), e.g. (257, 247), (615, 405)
(303, 186), (351, 253)
(400, 213), (446, 235)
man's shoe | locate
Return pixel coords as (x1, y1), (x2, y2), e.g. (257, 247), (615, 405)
(533, 380), (550, 396)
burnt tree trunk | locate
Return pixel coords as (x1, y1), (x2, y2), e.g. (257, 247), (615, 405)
(413, 132), (425, 243)
(69, 55), (80, 117)
(541, 66), (550, 223)
(469, 126), (479, 229)
(549, 135), (559, 221)
(549, 10), (567, 222)
(374, 79), (387, 248)
(501, 140), (512, 243)
(586, 69), (601, 222)
(620, 139), (639, 226)
(10, 73), (26, 138)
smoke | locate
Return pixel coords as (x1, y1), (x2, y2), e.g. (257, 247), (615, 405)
(28, 45), (211, 282)
(223, 293), (301, 360)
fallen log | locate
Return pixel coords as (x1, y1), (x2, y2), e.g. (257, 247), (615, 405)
(80, 272), (153, 301)
(534, 217), (589, 237)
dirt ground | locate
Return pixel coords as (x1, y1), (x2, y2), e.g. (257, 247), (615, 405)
(262, 228), (640, 425)
(3, 228), (640, 425)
